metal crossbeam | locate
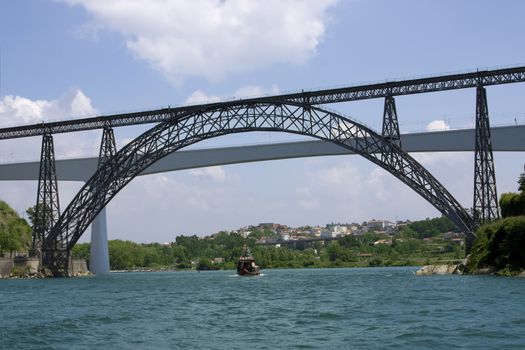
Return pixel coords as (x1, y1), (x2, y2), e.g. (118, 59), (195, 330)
(1, 66), (525, 140)
(43, 102), (475, 276)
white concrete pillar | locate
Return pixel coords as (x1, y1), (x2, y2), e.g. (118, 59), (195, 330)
(90, 207), (110, 275)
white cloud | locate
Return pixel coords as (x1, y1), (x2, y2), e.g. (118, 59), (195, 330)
(101, 170), (247, 241)
(413, 151), (470, 168)
(0, 89), (99, 162)
(185, 84), (280, 105)
(190, 166), (227, 183)
(185, 90), (221, 105)
(233, 84), (280, 99)
(426, 119), (448, 132)
(0, 96), (51, 125)
(413, 119), (468, 168)
(0, 88), (97, 127)
(313, 161), (363, 196)
(295, 186), (319, 209)
(68, 89), (97, 117)
(59, 0), (338, 83)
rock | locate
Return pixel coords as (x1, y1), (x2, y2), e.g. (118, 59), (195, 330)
(415, 264), (461, 276)
(472, 267), (495, 275)
(517, 271), (525, 278)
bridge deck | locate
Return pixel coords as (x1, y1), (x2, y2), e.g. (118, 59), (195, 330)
(0, 125), (523, 181)
(1, 66), (524, 140)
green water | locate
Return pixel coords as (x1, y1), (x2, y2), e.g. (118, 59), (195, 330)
(1, 267), (524, 349)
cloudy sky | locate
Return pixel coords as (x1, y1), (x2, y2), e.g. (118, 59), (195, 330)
(0, 0), (524, 243)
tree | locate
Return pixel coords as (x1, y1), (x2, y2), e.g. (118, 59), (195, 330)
(467, 216), (525, 274)
(26, 203), (55, 233)
(518, 172), (525, 192)
(0, 201), (32, 256)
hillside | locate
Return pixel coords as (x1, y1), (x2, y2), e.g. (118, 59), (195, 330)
(0, 200), (32, 257)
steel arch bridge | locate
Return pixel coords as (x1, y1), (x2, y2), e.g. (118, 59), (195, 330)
(43, 101), (475, 276)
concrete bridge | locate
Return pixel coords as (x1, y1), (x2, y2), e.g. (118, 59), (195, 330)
(1, 125), (524, 181)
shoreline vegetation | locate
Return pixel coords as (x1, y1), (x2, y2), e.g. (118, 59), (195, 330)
(418, 172), (525, 277)
(69, 216), (466, 274)
(1, 171), (524, 279)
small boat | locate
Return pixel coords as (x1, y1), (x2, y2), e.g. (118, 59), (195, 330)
(237, 245), (260, 276)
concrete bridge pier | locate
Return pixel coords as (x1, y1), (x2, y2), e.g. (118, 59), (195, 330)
(90, 207), (110, 275)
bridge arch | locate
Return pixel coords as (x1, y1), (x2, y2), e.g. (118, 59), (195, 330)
(45, 101), (475, 274)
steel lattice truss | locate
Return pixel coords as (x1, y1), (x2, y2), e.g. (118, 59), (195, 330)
(381, 95), (401, 146)
(31, 134), (62, 257)
(473, 87), (499, 227)
(1, 66), (525, 139)
(43, 102), (475, 275)
(98, 126), (118, 166)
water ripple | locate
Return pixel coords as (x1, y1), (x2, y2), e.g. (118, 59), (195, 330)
(1, 267), (524, 349)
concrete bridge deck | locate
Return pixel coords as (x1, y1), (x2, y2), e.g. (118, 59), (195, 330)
(0, 125), (523, 182)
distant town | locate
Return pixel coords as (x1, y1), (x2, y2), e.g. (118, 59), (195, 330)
(208, 219), (464, 248)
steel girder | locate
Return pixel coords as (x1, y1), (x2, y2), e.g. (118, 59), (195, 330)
(287, 66), (525, 105)
(473, 86), (499, 229)
(43, 102), (475, 276)
(1, 66), (525, 140)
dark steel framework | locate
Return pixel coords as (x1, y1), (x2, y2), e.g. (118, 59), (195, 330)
(381, 95), (401, 146)
(1, 66), (525, 140)
(381, 95), (402, 169)
(0, 66), (519, 275)
(43, 102), (475, 276)
(473, 86), (499, 230)
(98, 126), (118, 166)
(31, 134), (62, 261)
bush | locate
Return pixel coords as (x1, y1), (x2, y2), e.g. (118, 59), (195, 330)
(467, 216), (525, 273)
(500, 192), (525, 218)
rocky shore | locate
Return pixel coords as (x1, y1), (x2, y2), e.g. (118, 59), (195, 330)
(415, 261), (525, 277)
(0, 257), (90, 279)
(415, 263), (464, 276)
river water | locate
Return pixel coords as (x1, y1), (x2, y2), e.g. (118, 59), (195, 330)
(1, 267), (524, 349)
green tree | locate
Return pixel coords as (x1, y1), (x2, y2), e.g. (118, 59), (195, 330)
(499, 192), (525, 218)
(26, 203), (56, 245)
(518, 172), (525, 192)
(71, 243), (90, 260)
(0, 201), (32, 256)
(467, 216), (525, 273)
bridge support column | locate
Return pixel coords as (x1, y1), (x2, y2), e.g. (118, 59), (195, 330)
(381, 94), (403, 169)
(89, 126), (117, 275)
(31, 133), (61, 264)
(90, 207), (110, 275)
(471, 85), (499, 250)
(381, 94), (401, 147)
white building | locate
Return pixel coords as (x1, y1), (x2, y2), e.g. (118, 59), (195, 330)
(320, 230), (337, 238)
(332, 225), (348, 236)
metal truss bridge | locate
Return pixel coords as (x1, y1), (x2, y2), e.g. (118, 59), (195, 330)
(1, 65), (524, 276)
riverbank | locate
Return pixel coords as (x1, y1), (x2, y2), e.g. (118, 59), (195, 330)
(415, 262), (525, 277)
(0, 257), (90, 279)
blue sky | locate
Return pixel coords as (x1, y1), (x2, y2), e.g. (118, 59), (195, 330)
(0, 0), (524, 242)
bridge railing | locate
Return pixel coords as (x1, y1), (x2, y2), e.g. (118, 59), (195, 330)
(1, 66), (525, 140)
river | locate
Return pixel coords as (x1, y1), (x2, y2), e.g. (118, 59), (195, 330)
(1, 267), (524, 349)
